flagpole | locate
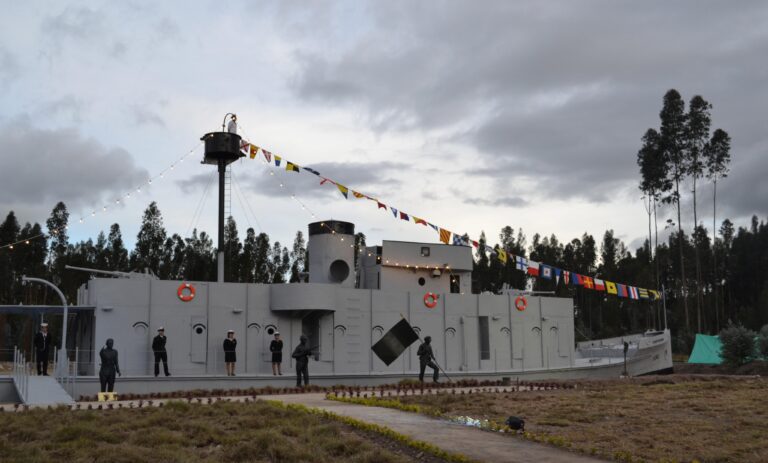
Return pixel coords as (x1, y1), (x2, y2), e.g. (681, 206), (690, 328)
(400, 313), (453, 383)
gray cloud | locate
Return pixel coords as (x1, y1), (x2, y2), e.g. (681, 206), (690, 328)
(177, 161), (406, 201)
(128, 105), (165, 127)
(291, 1), (768, 209)
(0, 122), (149, 218)
(41, 6), (105, 42)
(40, 95), (86, 123)
(0, 47), (19, 87)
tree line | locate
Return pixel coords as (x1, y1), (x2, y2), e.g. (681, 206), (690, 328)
(0, 89), (765, 353)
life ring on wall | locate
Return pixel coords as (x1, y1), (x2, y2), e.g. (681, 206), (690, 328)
(177, 283), (196, 302)
(423, 292), (439, 309)
(514, 296), (527, 312)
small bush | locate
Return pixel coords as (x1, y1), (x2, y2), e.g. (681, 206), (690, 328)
(758, 325), (768, 359)
(719, 323), (756, 368)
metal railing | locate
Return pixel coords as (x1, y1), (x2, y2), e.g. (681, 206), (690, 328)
(12, 346), (30, 403)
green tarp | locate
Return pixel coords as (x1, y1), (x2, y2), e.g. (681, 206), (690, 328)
(688, 334), (722, 364)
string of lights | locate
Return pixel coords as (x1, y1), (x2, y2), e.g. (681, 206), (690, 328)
(0, 141), (204, 253)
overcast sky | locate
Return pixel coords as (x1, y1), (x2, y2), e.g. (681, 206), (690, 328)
(1, 1), (767, 255)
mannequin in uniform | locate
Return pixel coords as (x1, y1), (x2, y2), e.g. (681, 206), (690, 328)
(34, 322), (54, 376)
(152, 327), (170, 377)
(223, 330), (237, 376)
(270, 332), (283, 376)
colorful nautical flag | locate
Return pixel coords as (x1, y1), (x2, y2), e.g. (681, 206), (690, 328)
(649, 289), (660, 301)
(399, 211), (410, 221)
(554, 268), (562, 284)
(286, 162), (300, 172)
(274, 154), (281, 166)
(391, 207), (398, 217)
(352, 191), (365, 199)
(638, 288), (650, 299)
(262, 149), (272, 163)
(594, 278), (606, 291)
(628, 286), (639, 300)
(496, 248), (508, 264)
(248, 145), (259, 159)
(605, 281), (618, 295)
(371, 319), (420, 366)
(304, 167), (321, 176)
(452, 233), (463, 246)
(336, 183), (349, 199)
(515, 256), (528, 272)
(540, 264), (553, 280)
(413, 216), (427, 226)
(428, 223), (439, 231)
(571, 273), (583, 286)
(527, 260), (540, 277)
(439, 228), (451, 244)
(240, 140), (250, 155)
(582, 276), (594, 290)
(471, 240), (479, 248)
(563, 270), (571, 285)
(616, 284), (628, 298)
(377, 201), (387, 210)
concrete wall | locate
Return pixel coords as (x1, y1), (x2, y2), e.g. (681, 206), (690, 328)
(86, 277), (575, 377)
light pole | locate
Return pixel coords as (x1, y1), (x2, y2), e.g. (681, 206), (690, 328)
(22, 276), (69, 377)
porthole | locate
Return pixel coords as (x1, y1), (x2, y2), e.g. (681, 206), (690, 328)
(195, 327), (204, 334)
(267, 327), (275, 335)
(418, 277), (426, 286)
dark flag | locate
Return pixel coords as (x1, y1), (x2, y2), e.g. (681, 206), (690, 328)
(371, 319), (419, 366)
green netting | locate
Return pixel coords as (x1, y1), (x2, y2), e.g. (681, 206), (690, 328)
(688, 334), (722, 364)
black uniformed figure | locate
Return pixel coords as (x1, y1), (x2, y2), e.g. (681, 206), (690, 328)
(417, 336), (439, 383)
(270, 332), (283, 376)
(292, 335), (313, 387)
(99, 338), (120, 393)
(223, 330), (237, 376)
(34, 322), (54, 376)
(152, 327), (170, 377)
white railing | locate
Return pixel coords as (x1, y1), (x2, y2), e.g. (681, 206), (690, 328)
(12, 346), (29, 403)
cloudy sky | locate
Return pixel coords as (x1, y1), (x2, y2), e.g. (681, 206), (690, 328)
(1, 1), (767, 254)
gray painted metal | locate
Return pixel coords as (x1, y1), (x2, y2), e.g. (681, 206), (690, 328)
(22, 376), (74, 406)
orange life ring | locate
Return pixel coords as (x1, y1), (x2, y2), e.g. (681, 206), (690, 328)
(178, 283), (195, 302)
(514, 296), (527, 312)
(423, 292), (439, 309)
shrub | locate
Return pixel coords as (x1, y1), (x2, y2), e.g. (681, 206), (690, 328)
(719, 323), (756, 368)
(758, 325), (768, 359)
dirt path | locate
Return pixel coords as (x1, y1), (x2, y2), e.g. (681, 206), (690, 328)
(268, 392), (603, 463)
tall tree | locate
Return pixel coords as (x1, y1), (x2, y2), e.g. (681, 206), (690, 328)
(289, 231), (307, 283)
(637, 128), (670, 291)
(253, 232), (271, 283)
(223, 216), (242, 282)
(46, 202), (70, 284)
(685, 95), (712, 332)
(659, 89), (690, 331)
(105, 224), (129, 271)
(705, 128), (731, 330)
(131, 202), (167, 274)
(0, 212), (20, 303)
(240, 228), (257, 283)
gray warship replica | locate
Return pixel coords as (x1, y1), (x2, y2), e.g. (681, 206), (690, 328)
(2, 128), (672, 405)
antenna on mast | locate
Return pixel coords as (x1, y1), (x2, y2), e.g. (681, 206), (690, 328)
(201, 114), (245, 283)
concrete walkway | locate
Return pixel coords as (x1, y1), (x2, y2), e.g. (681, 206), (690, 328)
(269, 392), (603, 463)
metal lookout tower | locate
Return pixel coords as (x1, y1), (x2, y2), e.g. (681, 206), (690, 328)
(201, 115), (245, 282)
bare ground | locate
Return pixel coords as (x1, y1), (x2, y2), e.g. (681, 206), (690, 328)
(394, 375), (768, 462)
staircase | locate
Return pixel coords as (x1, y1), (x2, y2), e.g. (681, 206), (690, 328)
(12, 347), (74, 406)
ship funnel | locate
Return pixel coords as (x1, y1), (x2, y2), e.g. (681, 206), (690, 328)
(307, 220), (355, 287)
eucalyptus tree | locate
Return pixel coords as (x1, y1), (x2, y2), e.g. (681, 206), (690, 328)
(685, 95), (712, 332)
(637, 127), (670, 289)
(705, 128), (731, 328)
(659, 89), (690, 331)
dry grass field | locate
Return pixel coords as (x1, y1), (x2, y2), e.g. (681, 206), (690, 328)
(395, 376), (768, 462)
(0, 400), (452, 463)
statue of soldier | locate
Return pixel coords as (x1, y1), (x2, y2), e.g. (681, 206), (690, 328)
(417, 336), (439, 383)
(291, 335), (313, 387)
(99, 338), (121, 393)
